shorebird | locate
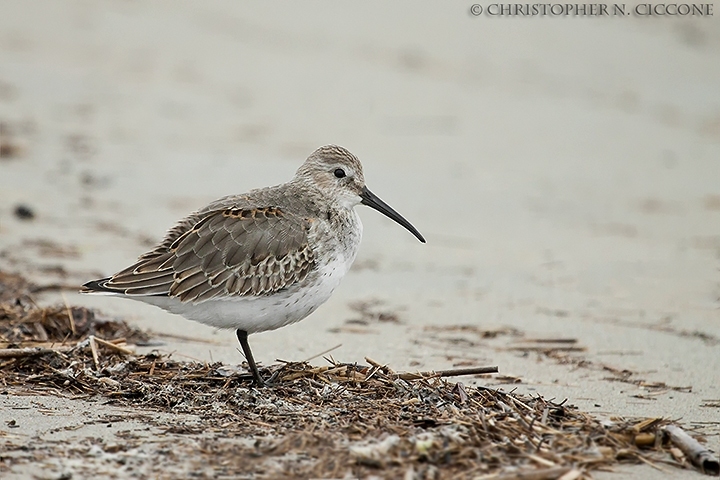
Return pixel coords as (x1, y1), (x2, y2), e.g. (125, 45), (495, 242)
(82, 145), (425, 385)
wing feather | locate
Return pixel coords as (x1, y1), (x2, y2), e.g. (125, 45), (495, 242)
(94, 206), (314, 303)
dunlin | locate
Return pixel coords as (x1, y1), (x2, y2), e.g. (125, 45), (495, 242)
(82, 145), (425, 385)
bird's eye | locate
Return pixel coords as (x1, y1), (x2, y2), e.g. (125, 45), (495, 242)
(334, 168), (346, 178)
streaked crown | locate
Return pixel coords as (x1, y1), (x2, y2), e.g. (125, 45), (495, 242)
(294, 145), (366, 209)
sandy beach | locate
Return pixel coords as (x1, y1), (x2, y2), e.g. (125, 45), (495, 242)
(1, 2), (719, 478)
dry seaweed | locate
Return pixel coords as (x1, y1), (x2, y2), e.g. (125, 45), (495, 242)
(1, 345), (709, 479)
(0, 271), (716, 479)
(0, 271), (149, 347)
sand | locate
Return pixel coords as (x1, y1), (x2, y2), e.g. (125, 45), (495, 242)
(0, 1), (718, 478)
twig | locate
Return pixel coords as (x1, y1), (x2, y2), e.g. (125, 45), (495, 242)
(397, 365), (498, 380)
(89, 336), (100, 370)
(365, 357), (391, 371)
(663, 425), (720, 475)
(0, 347), (73, 358)
(434, 365), (498, 377)
(92, 336), (134, 355)
(363, 364), (383, 382)
(61, 293), (76, 336)
(526, 453), (556, 467)
(636, 453), (670, 473)
(540, 407), (549, 425)
(632, 417), (664, 433)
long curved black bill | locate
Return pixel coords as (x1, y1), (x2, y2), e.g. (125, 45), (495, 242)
(360, 186), (426, 243)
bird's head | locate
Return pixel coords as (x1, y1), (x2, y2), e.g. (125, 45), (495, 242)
(296, 145), (425, 243)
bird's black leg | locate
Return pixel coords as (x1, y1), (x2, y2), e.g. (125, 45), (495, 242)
(236, 329), (265, 387)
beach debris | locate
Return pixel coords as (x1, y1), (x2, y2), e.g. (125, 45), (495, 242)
(346, 298), (401, 325)
(0, 121), (25, 160)
(664, 425), (720, 475)
(13, 204), (34, 220)
(0, 269), (715, 478)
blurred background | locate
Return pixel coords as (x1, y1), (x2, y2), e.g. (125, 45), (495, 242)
(0, 1), (719, 429)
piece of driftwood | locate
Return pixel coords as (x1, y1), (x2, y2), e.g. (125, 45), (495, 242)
(522, 338), (578, 344)
(508, 346), (586, 353)
(663, 425), (720, 475)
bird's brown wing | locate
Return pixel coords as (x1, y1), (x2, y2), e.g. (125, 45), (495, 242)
(93, 206), (314, 303)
